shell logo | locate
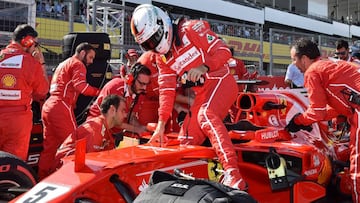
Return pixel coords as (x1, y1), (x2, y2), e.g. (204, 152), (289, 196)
(1, 74), (16, 88)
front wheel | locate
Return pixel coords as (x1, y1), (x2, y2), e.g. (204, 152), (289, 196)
(0, 151), (37, 201)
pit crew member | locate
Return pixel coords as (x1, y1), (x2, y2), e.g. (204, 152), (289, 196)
(285, 38), (360, 203)
(38, 42), (100, 179)
(53, 94), (127, 171)
(0, 24), (49, 161)
(87, 63), (151, 135)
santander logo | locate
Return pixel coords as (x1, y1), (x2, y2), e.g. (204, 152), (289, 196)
(171, 47), (201, 73)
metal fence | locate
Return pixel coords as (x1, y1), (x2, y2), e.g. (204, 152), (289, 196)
(0, 0), (36, 47)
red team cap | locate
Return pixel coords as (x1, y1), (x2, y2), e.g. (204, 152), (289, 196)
(126, 49), (139, 58)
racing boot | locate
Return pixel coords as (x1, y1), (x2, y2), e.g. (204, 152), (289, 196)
(221, 168), (248, 191)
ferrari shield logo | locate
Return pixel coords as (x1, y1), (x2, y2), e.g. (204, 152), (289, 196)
(0, 53), (4, 61)
(207, 159), (223, 182)
(1, 74), (16, 88)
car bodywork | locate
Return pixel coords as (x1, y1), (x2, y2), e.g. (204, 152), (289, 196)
(10, 87), (351, 203)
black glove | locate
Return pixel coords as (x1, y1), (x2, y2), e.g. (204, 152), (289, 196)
(177, 111), (187, 127)
(285, 113), (313, 133)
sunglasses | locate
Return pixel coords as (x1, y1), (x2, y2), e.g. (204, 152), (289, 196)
(335, 51), (346, 55)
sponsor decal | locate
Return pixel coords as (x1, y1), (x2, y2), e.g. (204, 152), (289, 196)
(182, 35), (190, 46)
(268, 114), (280, 126)
(207, 159), (223, 182)
(170, 47), (201, 73)
(191, 21), (205, 32)
(206, 34), (215, 44)
(280, 98), (287, 115)
(1, 74), (16, 88)
(222, 35), (335, 64)
(0, 89), (20, 100)
(171, 183), (189, 189)
(0, 53), (4, 61)
(304, 168), (317, 176)
(138, 179), (149, 192)
(313, 154), (320, 167)
(89, 43), (99, 49)
(0, 55), (22, 68)
(15, 182), (71, 203)
(260, 130), (279, 140)
(103, 43), (111, 50)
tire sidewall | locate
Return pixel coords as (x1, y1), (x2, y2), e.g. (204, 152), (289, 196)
(0, 151), (37, 192)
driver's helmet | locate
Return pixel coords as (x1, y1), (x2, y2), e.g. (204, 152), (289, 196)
(130, 4), (173, 54)
(351, 40), (360, 58)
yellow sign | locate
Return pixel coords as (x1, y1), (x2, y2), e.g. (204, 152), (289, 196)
(221, 35), (336, 65)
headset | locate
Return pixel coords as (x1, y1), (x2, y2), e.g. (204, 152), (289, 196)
(126, 63), (143, 86)
(21, 35), (36, 48)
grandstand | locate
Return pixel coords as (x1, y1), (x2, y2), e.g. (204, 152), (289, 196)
(1, 0), (360, 76)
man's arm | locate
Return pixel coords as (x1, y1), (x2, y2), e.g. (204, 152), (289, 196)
(71, 61), (100, 96)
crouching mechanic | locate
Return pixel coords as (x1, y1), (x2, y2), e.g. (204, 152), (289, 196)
(130, 4), (247, 190)
(53, 94), (127, 171)
(87, 63), (151, 135)
(285, 38), (360, 203)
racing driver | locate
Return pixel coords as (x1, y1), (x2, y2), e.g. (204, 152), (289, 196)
(130, 4), (247, 190)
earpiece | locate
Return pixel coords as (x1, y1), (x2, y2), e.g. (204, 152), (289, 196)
(21, 36), (35, 48)
(126, 73), (134, 85)
(126, 63), (142, 85)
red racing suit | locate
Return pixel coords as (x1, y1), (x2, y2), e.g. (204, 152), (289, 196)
(293, 59), (360, 202)
(53, 115), (114, 171)
(137, 51), (183, 132)
(136, 51), (160, 125)
(39, 55), (100, 179)
(119, 64), (130, 79)
(0, 42), (49, 161)
(228, 57), (248, 85)
(156, 19), (239, 172)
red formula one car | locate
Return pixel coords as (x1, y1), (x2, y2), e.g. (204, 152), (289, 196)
(2, 84), (352, 203)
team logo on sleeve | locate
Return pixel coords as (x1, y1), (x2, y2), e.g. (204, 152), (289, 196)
(1, 74), (16, 88)
(206, 34), (215, 43)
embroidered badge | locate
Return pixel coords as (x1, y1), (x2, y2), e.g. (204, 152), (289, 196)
(206, 34), (215, 43)
(1, 74), (16, 88)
